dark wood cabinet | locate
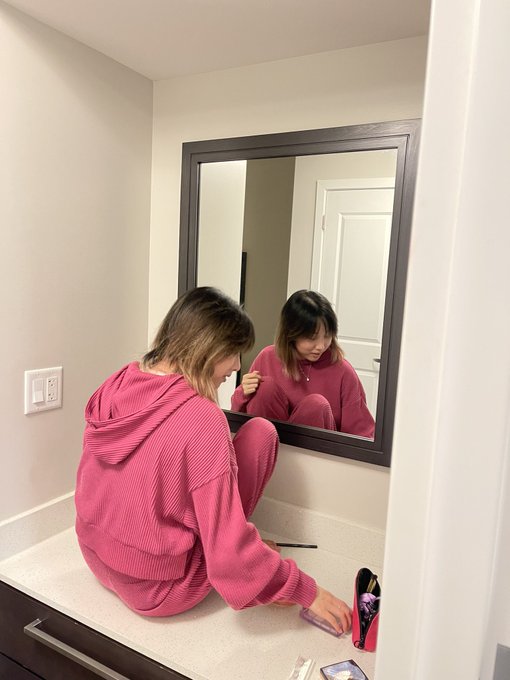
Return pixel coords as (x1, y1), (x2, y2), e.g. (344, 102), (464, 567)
(0, 581), (190, 680)
(0, 651), (43, 679)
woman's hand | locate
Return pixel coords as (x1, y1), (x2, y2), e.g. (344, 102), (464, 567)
(241, 371), (262, 396)
(308, 585), (352, 634)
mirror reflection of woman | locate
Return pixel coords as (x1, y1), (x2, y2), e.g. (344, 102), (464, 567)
(231, 290), (375, 438)
(75, 287), (351, 634)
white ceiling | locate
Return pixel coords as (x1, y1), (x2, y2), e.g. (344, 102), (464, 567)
(3, 0), (431, 81)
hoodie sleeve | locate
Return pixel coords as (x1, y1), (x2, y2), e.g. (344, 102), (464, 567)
(230, 348), (267, 413)
(190, 471), (316, 610)
(231, 384), (250, 412)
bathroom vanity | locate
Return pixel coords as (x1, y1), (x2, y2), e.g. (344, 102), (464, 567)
(0, 580), (185, 679)
(0, 515), (381, 680)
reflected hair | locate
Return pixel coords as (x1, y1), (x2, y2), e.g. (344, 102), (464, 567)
(275, 290), (343, 380)
(142, 287), (254, 402)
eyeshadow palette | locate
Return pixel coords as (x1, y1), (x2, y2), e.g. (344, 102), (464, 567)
(299, 607), (343, 637)
(320, 659), (369, 680)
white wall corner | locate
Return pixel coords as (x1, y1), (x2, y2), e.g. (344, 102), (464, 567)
(0, 492), (75, 561)
(252, 496), (385, 566)
(376, 1), (510, 678)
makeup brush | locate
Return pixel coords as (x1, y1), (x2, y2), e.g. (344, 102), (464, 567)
(275, 542), (318, 549)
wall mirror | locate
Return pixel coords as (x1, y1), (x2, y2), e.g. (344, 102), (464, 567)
(179, 119), (420, 466)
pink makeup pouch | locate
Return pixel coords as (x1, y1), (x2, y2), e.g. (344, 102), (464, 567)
(352, 567), (381, 652)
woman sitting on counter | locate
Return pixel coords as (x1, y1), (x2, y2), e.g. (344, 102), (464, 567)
(231, 290), (375, 438)
(75, 286), (351, 634)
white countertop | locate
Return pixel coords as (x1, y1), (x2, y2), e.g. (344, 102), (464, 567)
(0, 527), (380, 680)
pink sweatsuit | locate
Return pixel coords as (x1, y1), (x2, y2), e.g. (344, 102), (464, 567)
(75, 362), (316, 616)
(231, 346), (375, 438)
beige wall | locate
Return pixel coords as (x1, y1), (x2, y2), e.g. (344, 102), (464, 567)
(151, 35), (428, 531)
(196, 160), (247, 409)
(197, 161), (246, 300)
(0, 3), (153, 520)
(241, 157), (295, 373)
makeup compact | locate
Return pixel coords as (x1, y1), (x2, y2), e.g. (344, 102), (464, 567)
(299, 607), (343, 637)
(320, 659), (369, 680)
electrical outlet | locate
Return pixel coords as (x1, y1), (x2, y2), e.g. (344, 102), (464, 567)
(24, 367), (63, 414)
(47, 376), (58, 401)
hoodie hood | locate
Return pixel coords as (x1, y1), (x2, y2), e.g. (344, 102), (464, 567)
(84, 362), (197, 465)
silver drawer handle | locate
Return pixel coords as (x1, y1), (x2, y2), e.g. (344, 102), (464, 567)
(24, 618), (131, 680)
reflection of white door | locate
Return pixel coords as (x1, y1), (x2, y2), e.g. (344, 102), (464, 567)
(311, 178), (395, 417)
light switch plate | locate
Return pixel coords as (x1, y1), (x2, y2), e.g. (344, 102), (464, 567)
(24, 367), (63, 414)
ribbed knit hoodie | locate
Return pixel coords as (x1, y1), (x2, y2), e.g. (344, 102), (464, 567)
(75, 362), (316, 614)
(231, 346), (375, 437)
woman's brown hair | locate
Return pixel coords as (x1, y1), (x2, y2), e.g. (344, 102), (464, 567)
(142, 287), (254, 401)
(275, 290), (343, 380)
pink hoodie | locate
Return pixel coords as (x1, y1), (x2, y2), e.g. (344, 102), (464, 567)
(231, 346), (375, 437)
(75, 362), (316, 615)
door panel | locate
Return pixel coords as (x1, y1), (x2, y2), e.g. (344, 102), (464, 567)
(312, 179), (394, 417)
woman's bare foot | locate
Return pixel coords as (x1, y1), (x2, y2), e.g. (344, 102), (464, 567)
(262, 539), (281, 553)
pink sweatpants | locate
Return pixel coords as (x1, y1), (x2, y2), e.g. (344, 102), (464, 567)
(79, 416), (278, 616)
(245, 377), (336, 430)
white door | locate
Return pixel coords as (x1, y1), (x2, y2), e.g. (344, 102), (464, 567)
(311, 178), (395, 417)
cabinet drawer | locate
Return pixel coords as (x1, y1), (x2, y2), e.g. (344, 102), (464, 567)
(0, 581), (189, 680)
(0, 651), (42, 680)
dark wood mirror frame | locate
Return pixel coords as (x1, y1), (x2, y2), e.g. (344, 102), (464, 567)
(179, 119), (420, 467)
